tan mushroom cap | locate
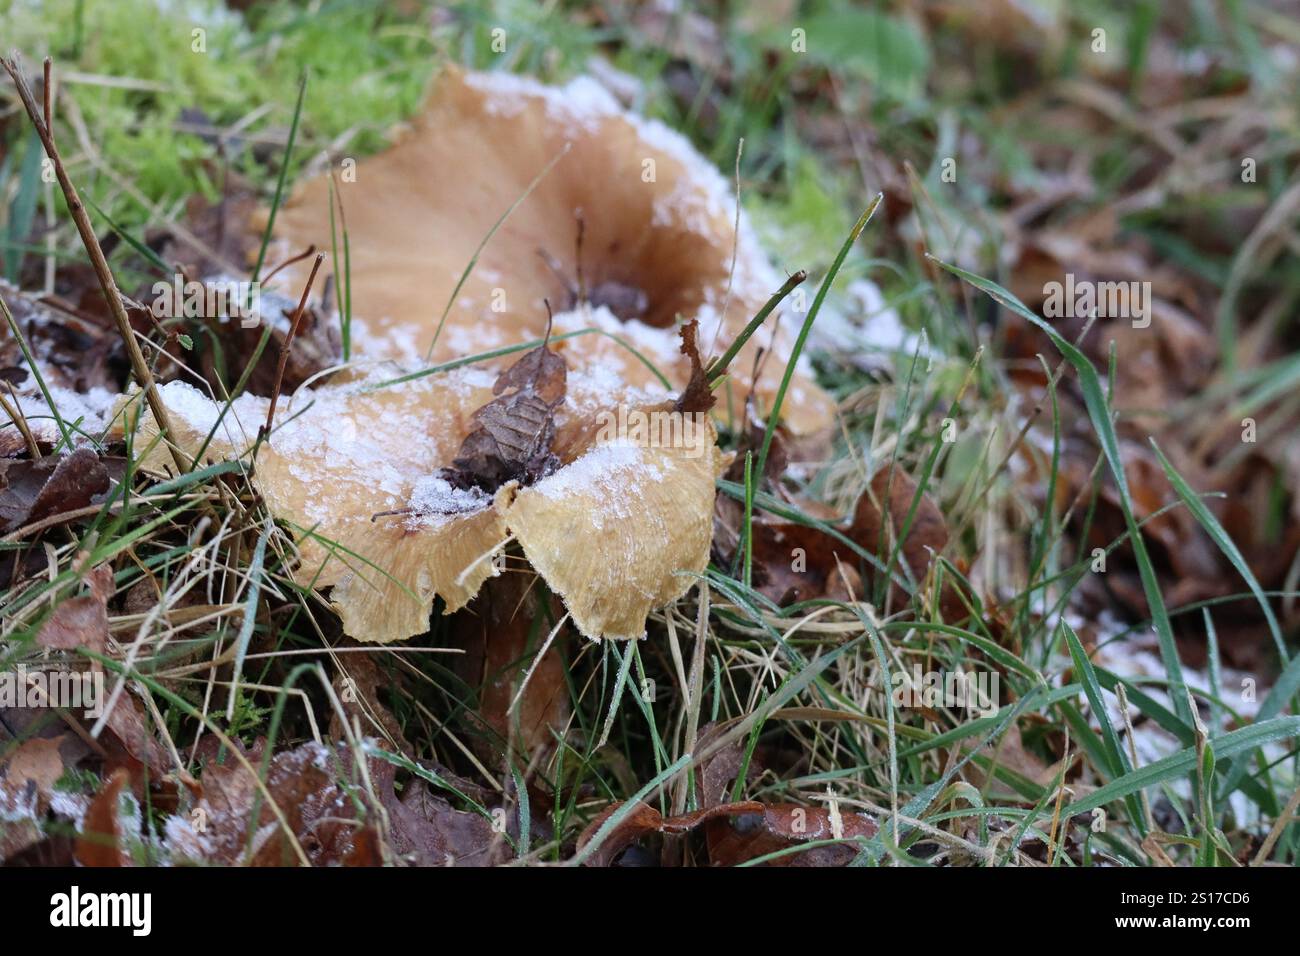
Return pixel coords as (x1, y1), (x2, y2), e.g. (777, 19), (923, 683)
(265, 68), (835, 437)
(133, 376), (722, 644)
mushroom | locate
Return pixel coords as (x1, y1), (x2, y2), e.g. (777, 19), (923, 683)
(264, 67), (835, 437)
(129, 68), (853, 644)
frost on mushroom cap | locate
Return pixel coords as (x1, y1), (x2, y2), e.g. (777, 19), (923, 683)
(133, 375), (723, 644)
(266, 68), (835, 437)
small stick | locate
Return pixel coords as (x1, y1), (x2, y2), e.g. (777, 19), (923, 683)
(573, 209), (586, 304)
(260, 243), (318, 288)
(536, 248), (573, 302)
(1253, 781), (1300, 865)
(0, 381), (41, 458)
(262, 252), (325, 438)
(2, 54), (189, 473)
(41, 57), (52, 130)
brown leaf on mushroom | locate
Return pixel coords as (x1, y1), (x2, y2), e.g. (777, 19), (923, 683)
(438, 323), (567, 491)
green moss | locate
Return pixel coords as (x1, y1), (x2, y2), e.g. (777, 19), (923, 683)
(1, 0), (440, 278)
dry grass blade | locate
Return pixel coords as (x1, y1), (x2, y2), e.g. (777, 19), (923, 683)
(0, 53), (188, 473)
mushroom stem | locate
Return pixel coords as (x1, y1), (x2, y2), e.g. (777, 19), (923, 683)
(705, 269), (807, 387)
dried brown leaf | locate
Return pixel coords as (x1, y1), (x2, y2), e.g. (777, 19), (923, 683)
(35, 563), (112, 653)
(442, 337), (567, 492)
(575, 799), (765, 867)
(98, 690), (169, 775)
(0, 448), (110, 533)
(329, 650), (411, 754)
(717, 467), (950, 608)
(449, 568), (569, 761)
(576, 797), (877, 867)
(0, 736), (67, 838)
(76, 768), (131, 867)
(382, 778), (504, 867)
(704, 804), (878, 867)
(177, 741), (377, 866)
(673, 318), (715, 415)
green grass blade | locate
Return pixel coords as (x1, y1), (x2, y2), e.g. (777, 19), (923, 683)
(934, 258), (1192, 725)
(1060, 716), (1300, 816)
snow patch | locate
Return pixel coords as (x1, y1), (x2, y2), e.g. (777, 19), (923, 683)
(465, 71), (620, 132)
(406, 474), (491, 527)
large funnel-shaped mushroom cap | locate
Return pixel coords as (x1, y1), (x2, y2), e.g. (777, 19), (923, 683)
(268, 68), (835, 437)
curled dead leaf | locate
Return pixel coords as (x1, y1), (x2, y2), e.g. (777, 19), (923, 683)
(170, 740), (381, 866)
(76, 768), (133, 867)
(439, 329), (567, 490)
(0, 448), (112, 533)
(35, 562), (113, 653)
(850, 466), (950, 597)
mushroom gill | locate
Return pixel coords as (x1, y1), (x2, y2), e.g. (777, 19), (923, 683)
(265, 68), (835, 437)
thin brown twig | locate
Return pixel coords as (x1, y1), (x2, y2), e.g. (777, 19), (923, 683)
(1253, 781), (1300, 865)
(261, 244), (318, 288)
(0, 382), (41, 458)
(1, 53), (189, 473)
(573, 210), (586, 303)
(41, 57), (52, 129)
(262, 252), (326, 438)
(1, 498), (158, 543)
